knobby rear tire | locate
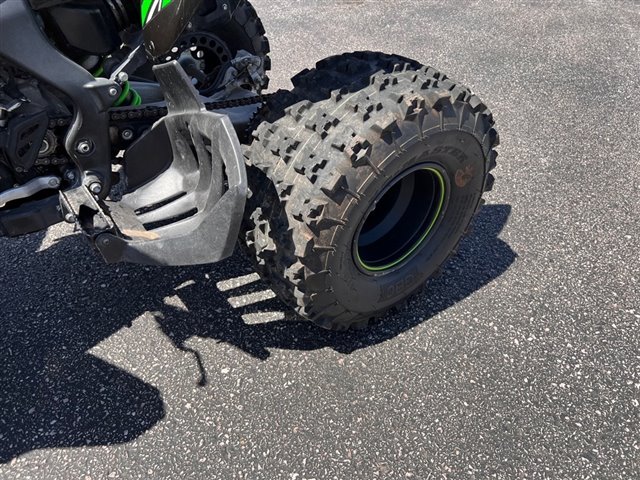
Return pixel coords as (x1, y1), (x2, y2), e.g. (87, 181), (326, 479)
(242, 52), (499, 331)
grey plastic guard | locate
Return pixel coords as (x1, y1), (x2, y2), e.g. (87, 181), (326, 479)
(94, 61), (247, 266)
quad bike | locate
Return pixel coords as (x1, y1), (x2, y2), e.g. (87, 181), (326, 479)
(0, 0), (499, 330)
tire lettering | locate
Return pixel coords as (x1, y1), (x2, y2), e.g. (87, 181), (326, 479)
(426, 146), (467, 163)
(379, 269), (420, 302)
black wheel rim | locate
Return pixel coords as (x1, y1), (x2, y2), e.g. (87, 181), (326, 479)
(354, 164), (447, 273)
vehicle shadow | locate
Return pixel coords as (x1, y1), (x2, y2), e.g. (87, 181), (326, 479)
(0, 231), (166, 463)
(0, 203), (514, 463)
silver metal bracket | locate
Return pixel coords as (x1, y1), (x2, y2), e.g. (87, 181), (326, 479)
(0, 175), (61, 208)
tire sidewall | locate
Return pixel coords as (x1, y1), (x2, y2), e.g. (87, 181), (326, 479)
(329, 129), (486, 314)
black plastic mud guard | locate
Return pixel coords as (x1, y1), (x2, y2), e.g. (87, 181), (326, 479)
(62, 62), (247, 266)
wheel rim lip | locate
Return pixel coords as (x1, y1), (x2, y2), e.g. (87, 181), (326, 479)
(353, 163), (448, 274)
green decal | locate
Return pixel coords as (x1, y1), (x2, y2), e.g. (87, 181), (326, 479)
(141, 0), (174, 26)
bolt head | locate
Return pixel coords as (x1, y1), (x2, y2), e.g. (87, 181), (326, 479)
(122, 129), (134, 140)
(64, 213), (76, 223)
(76, 141), (93, 155)
(89, 182), (102, 195)
(109, 87), (119, 97)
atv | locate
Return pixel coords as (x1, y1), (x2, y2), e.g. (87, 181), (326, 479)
(0, 0), (499, 330)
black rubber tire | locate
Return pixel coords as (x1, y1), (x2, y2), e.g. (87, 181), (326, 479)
(242, 51), (423, 292)
(191, 0), (271, 90)
(242, 52), (499, 331)
(248, 51), (422, 132)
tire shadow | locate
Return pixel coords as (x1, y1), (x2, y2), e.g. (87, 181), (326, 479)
(0, 203), (513, 462)
(154, 203), (516, 371)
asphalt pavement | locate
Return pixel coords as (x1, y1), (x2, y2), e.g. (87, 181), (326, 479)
(1, 1), (639, 478)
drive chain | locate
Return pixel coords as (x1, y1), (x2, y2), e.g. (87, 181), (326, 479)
(47, 93), (272, 129)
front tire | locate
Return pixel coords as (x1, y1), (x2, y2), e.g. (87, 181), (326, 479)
(243, 52), (499, 330)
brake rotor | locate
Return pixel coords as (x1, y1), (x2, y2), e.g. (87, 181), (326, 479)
(165, 32), (233, 95)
